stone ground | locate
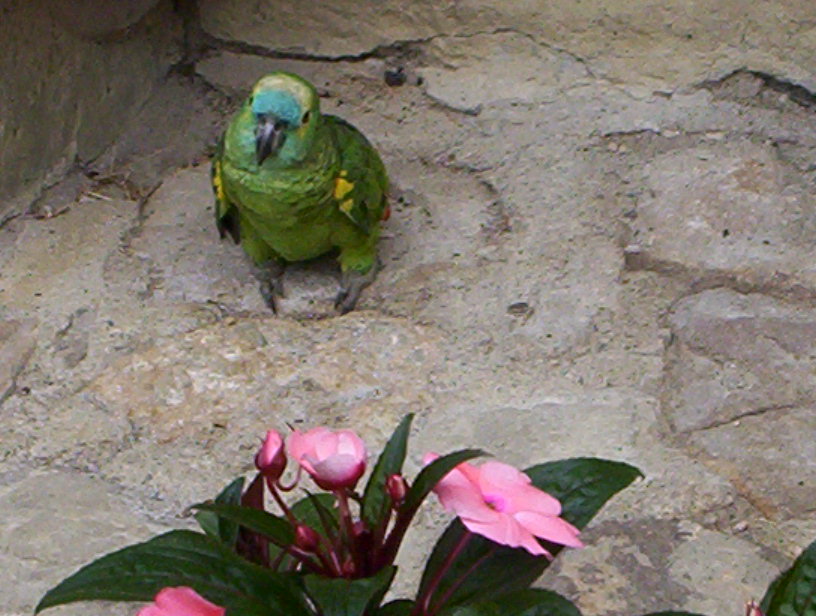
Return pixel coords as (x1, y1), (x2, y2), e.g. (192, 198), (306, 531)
(2, 2), (816, 615)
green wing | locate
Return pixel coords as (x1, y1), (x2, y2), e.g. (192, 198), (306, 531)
(325, 115), (388, 234)
(211, 135), (240, 244)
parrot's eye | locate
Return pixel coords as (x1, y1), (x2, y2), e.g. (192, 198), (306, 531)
(301, 111), (311, 124)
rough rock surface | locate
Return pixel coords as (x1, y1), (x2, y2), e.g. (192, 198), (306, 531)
(0, 470), (167, 616)
(663, 289), (816, 432)
(3, 2), (816, 615)
(0, 319), (37, 404)
(0, 0), (183, 220)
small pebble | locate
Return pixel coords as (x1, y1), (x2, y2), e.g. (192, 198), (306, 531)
(384, 67), (407, 87)
(507, 302), (534, 318)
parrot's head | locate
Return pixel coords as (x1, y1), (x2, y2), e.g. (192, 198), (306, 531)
(247, 72), (320, 166)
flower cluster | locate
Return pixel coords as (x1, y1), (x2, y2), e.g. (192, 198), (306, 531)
(142, 424), (582, 616)
(38, 413), (816, 616)
(38, 415), (647, 616)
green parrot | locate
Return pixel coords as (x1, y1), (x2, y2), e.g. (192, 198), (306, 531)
(211, 72), (390, 313)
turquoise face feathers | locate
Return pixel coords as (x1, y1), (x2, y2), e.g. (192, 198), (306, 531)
(247, 74), (318, 165)
(251, 90), (303, 127)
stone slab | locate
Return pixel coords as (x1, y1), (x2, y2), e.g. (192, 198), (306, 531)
(663, 288), (816, 432)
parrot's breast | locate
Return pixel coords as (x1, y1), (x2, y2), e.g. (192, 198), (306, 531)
(221, 159), (354, 262)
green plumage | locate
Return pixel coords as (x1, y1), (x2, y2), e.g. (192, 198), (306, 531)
(211, 72), (389, 312)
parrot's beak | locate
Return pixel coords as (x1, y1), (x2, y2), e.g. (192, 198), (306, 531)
(255, 115), (286, 165)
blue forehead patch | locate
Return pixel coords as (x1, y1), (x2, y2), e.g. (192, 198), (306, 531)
(252, 90), (302, 125)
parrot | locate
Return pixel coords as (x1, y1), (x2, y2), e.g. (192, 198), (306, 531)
(211, 72), (389, 313)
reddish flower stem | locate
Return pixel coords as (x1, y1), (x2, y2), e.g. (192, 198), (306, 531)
(413, 530), (473, 616)
(267, 478), (297, 526)
(285, 545), (328, 575)
(334, 489), (361, 575)
(277, 466), (301, 492)
(313, 541), (342, 577)
(376, 504), (416, 569)
(370, 502), (393, 561)
(427, 543), (497, 616)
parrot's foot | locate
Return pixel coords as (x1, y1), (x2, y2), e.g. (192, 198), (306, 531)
(255, 261), (286, 313)
(335, 260), (380, 314)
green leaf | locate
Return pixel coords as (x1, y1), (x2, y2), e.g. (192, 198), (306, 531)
(377, 599), (415, 616)
(298, 492), (340, 535)
(403, 449), (485, 513)
(193, 502), (294, 549)
(418, 457), (642, 611)
(36, 530), (311, 616)
(362, 414), (414, 528)
(524, 458), (644, 530)
(761, 538), (816, 616)
(446, 589), (582, 616)
(195, 477), (245, 547)
(303, 566), (396, 616)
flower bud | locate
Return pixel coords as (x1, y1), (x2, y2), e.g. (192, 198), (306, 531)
(386, 474), (408, 506)
(255, 430), (287, 481)
(745, 601), (763, 616)
(287, 427), (367, 490)
(294, 524), (321, 553)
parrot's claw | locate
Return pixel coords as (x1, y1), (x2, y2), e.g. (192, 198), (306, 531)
(256, 261), (286, 313)
(335, 261), (380, 314)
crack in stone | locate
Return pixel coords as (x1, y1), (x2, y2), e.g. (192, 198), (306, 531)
(692, 403), (798, 432)
(623, 250), (816, 304)
(202, 32), (433, 64)
(201, 24), (597, 72)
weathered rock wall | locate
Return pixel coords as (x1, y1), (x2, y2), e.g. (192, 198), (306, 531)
(199, 0), (816, 93)
(0, 0), (182, 221)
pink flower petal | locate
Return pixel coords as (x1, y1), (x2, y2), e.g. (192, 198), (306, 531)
(336, 430), (365, 457)
(312, 454), (364, 485)
(138, 587), (224, 616)
(422, 452), (440, 466)
(314, 429), (339, 459)
(430, 460), (496, 522)
(437, 482), (497, 523)
(286, 430), (310, 463)
(517, 532), (551, 557)
(462, 512), (530, 552)
(514, 511), (583, 548)
(509, 483), (563, 516)
(478, 462), (562, 516)
(455, 460), (483, 486)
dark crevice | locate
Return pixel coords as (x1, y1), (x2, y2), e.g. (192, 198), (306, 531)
(748, 71), (816, 109)
(199, 34), (427, 65)
(702, 69), (816, 110)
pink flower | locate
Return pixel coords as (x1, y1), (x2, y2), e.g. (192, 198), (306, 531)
(255, 429), (287, 481)
(287, 427), (367, 490)
(424, 454), (583, 557)
(137, 587), (224, 616)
